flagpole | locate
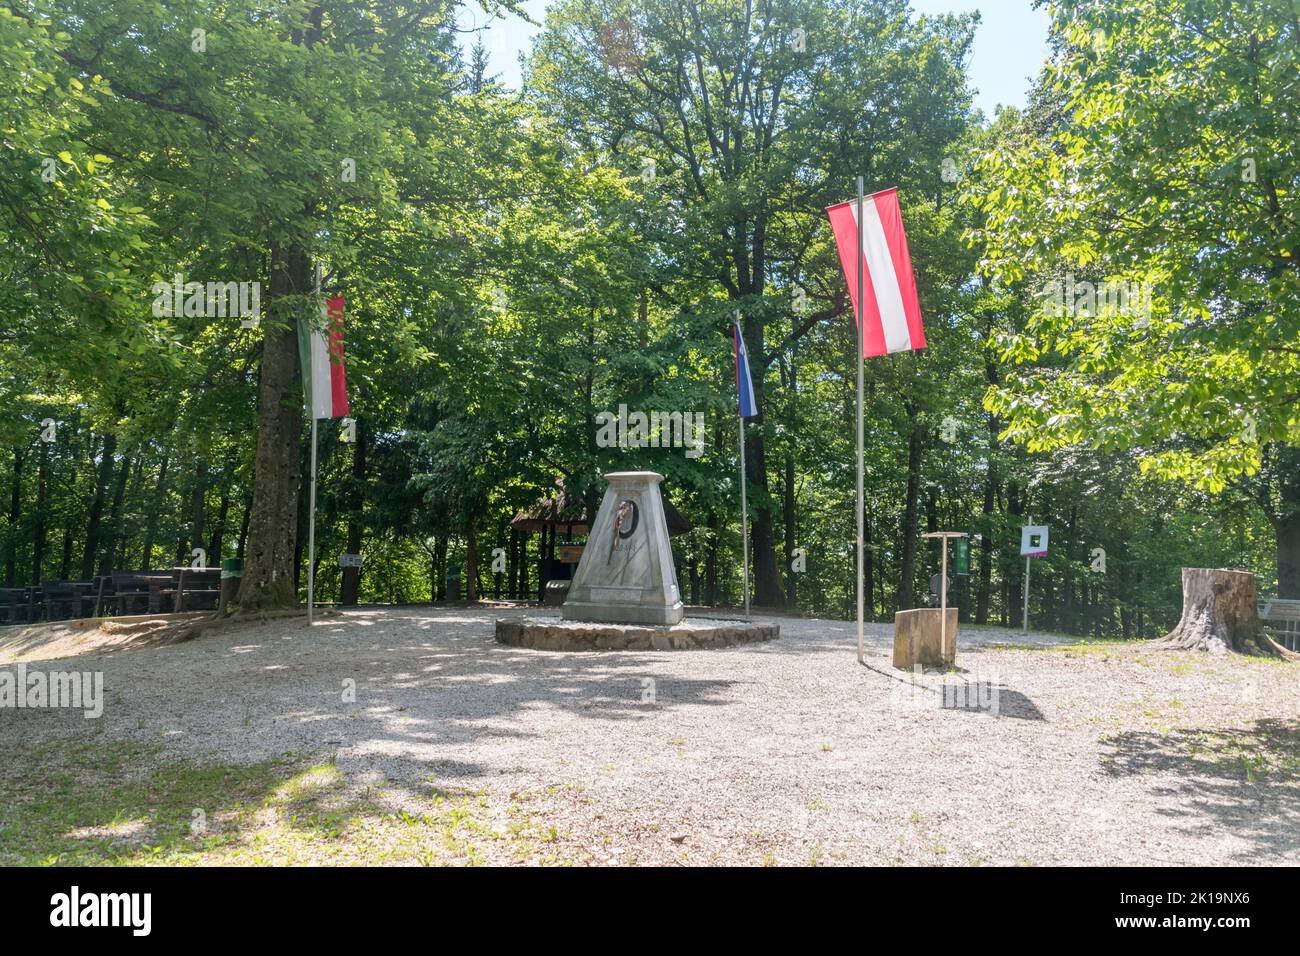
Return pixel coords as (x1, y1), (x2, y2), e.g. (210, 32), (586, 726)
(737, 310), (751, 622)
(308, 263), (321, 625)
(855, 176), (866, 664)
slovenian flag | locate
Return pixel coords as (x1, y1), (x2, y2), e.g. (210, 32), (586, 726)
(826, 187), (926, 357)
(733, 320), (758, 420)
(298, 295), (349, 419)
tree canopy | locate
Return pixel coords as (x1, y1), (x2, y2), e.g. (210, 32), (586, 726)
(1, 0), (1295, 634)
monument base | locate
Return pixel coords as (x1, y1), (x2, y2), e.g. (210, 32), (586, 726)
(561, 598), (683, 626)
(496, 616), (779, 651)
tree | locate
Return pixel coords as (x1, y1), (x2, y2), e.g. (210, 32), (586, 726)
(969, 0), (1300, 596)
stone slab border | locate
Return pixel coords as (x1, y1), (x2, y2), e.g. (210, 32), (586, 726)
(495, 617), (779, 651)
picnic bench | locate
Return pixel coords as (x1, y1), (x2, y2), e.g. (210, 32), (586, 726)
(1261, 599), (1300, 652)
(0, 567), (226, 626)
(0, 587), (35, 625)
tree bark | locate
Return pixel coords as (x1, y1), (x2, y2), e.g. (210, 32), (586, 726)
(81, 432), (116, 579)
(897, 409), (924, 610)
(739, 316), (784, 606)
(1158, 568), (1290, 656)
(32, 439), (48, 584)
(465, 522), (479, 602)
(237, 240), (308, 610)
(340, 418), (366, 606)
(975, 448), (996, 625)
(6, 446), (23, 586)
(98, 450), (132, 574)
(140, 454), (169, 571)
(1275, 447), (1300, 599)
(189, 456), (207, 560)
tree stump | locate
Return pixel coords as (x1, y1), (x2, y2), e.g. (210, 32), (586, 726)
(1157, 568), (1288, 656)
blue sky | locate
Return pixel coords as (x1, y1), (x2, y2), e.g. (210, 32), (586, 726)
(456, 1), (1052, 115)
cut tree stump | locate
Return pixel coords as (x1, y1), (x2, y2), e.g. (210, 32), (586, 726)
(1157, 568), (1292, 657)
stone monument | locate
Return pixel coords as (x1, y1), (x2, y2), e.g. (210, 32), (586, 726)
(494, 470), (778, 651)
(561, 471), (684, 626)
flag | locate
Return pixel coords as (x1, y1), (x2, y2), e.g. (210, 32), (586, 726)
(826, 187), (926, 357)
(733, 320), (758, 419)
(298, 295), (349, 419)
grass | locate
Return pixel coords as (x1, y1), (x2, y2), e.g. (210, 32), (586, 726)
(0, 737), (570, 866)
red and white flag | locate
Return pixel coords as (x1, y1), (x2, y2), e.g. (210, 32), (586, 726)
(298, 295), (350, 419)
(826, 187), (926, 357)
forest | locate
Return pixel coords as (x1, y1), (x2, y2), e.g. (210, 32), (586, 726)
(2, 0), (1297, 639)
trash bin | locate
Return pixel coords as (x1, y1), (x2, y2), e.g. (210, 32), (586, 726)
(444, 569), (461, 602)
(220, 557), (244, 613)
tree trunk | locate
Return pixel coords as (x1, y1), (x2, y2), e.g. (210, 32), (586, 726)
(975, 453), (996, 625)
(98, 450), (132, 574)
(1158, 568), (1289, 656)
(141, 454), (169, 571)
(465, 522), (479, 602)
(189, 456), (208, 559)
(863, 509), (874, 622)
(237, 241), (308, 611)
(340, 419), (366, 606)
(783, 451), (796, 607)
(208, 488), (231, 564)
(6, 446), (23, 586)
(704, 511), (718, 605)
(1274, 448), (1300, 600)
(739, 316), (783, 606)
(81, 432), (116, 579)
(236, 488), (252, 558)
(897, 410), (923, 610)
(32, 440), (48, 584)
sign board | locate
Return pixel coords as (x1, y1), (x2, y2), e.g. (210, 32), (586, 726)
(954, 537), (970, 575)
(1019, 525), (1049, 558)
(338, 554), (363, 569)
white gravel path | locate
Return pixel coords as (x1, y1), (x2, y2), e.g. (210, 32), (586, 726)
(3, 606), (1298, 866)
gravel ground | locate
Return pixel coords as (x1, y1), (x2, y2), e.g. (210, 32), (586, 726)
(3, 605), (1298, 866)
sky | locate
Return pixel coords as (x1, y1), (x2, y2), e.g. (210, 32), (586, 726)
(456, 0), (1052, 116)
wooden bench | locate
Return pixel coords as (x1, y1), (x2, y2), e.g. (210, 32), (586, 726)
(0, 588), (35, 625)
(1261, 599), (1300, 652)
(163, 567), (221, 612)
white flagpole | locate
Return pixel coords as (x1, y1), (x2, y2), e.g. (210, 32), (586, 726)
(855, 177), (866, 664)
(308, 263), (321, 625)
(737, 310), (751, 622)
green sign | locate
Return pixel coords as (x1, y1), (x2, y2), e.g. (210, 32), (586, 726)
(955, 537), (970, 576)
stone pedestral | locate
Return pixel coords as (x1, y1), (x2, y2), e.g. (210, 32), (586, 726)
(496, 617), (778, 651)
(893, 608), (958, 669)
(562, 471), (684, 626)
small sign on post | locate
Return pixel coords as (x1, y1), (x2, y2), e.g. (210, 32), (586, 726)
(922, 531), (968, 664)
(1019, 519), (1049, 631)
(338, 554), (363, 569)
(1020, 525), (1049, 558)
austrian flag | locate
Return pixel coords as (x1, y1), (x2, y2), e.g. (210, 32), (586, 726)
(298, 295), (350, 419)
(826, 188), (926, 356)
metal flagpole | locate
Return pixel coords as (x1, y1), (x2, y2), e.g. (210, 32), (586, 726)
(1022, 513), (1032, 633)
(307, 263), (321, 625)
(855, 176), (866, 664)
(737, 310), (751, 622)
(940, 539), (949, 660)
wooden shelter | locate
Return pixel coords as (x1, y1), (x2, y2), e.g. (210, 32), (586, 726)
(509, 479), (692, 599)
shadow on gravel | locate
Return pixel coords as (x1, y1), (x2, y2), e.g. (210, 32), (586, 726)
(1100, 718), (1300, 860)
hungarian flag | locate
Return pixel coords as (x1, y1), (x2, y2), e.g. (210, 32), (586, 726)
(826, 187), (926, 356)
(298, 295), (350, 419)
(733, 320), (758, 419)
